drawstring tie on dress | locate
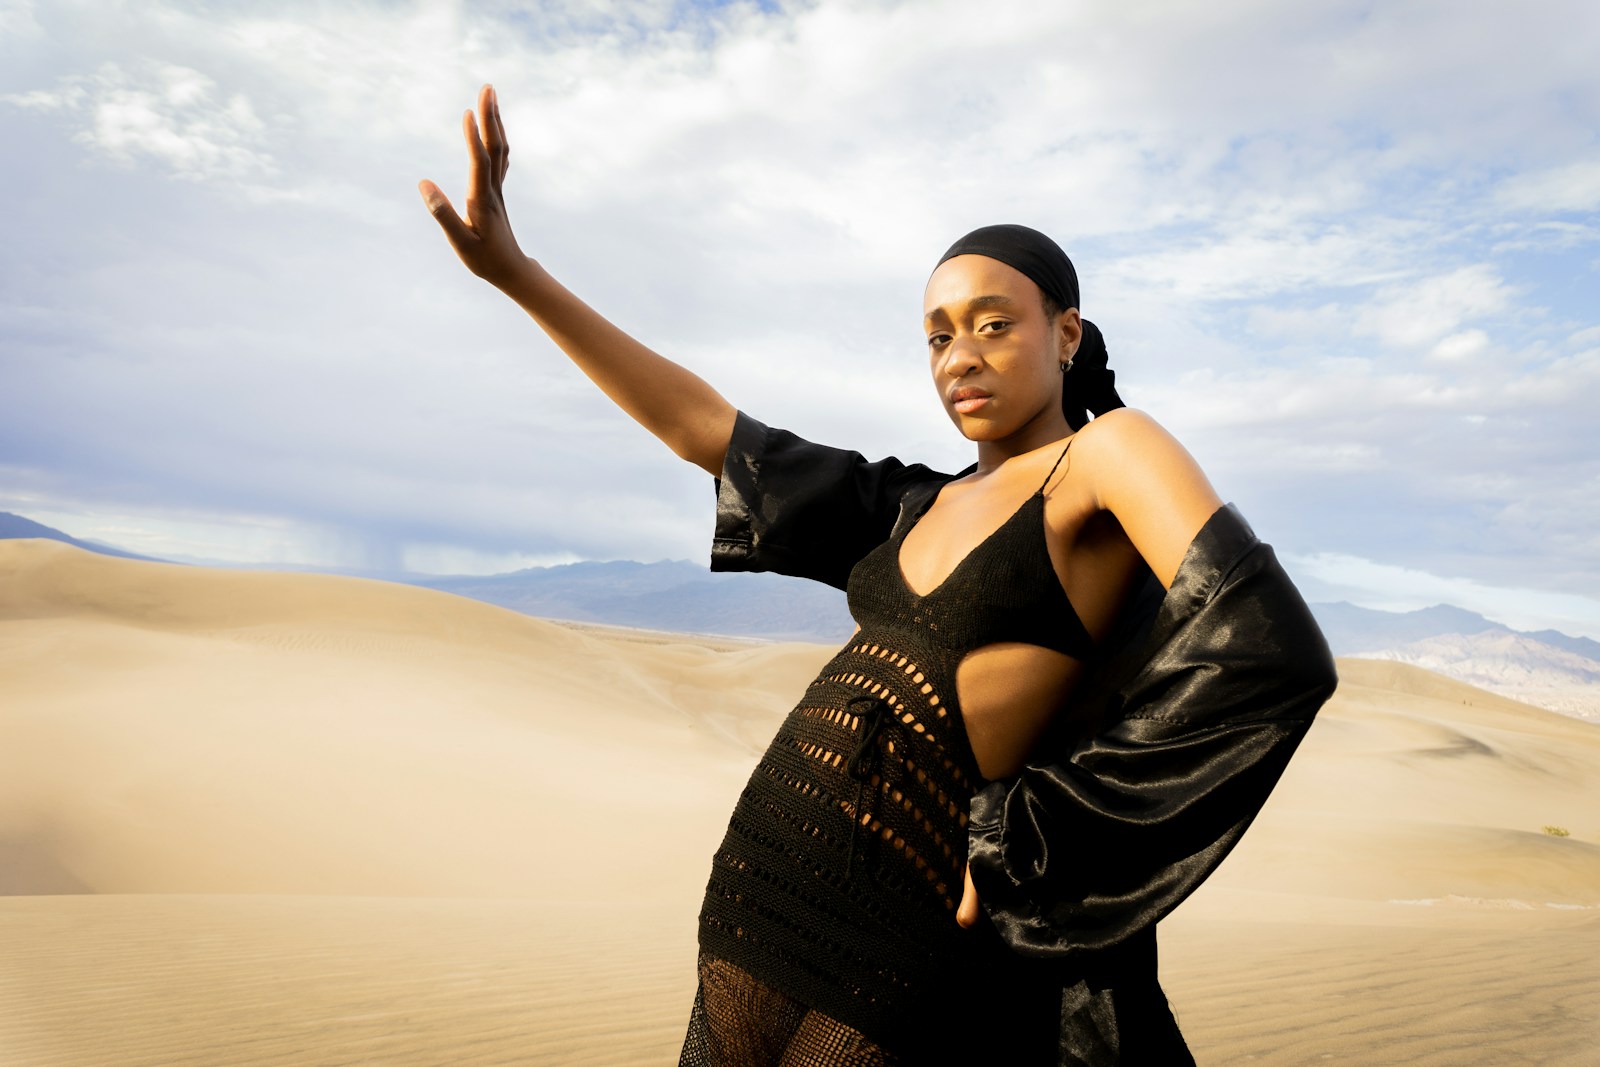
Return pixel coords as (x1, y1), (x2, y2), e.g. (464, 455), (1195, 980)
(845, 694), (890, 877)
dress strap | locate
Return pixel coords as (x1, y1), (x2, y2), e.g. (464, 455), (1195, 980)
(1036, 435), (1075, 496)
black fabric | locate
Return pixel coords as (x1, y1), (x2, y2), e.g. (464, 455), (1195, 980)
(1065, 321), (1118, 433)
(852, 442), (1095, 661)
(936, 223), (1125, 431)
(680, 953), (906, 1066)
(938, 223), (1083, 312)
(966, 504), (1338, 963)
(691, 429), (1089, 1061)
(700, 413), (1336, 1065)
(711, 410), (947, 591)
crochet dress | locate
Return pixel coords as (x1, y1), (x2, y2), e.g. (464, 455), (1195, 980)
(678, 412), (1335, 1066)
(679, 421), (1090, 1065)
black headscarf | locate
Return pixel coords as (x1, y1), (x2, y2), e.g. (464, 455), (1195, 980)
(936, 223), (1124, 431)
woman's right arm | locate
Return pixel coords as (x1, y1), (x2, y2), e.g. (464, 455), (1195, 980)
(418, 85), (736, 476)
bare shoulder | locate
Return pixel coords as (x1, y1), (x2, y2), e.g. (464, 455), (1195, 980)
(1071, 407), (1224, 589)
(1068, 407), (1205, 498)
(1070, 406), (1177, 458)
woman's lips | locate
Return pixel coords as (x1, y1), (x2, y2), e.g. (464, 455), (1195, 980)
(950, 387), (991, 414)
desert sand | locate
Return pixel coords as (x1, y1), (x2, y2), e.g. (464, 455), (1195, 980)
(1, 538), (1597, 1065)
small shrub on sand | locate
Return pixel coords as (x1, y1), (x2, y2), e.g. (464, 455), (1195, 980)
(1542, 825), (1571, 837)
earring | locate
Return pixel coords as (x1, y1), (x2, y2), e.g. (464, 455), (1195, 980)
(1061, 359), (1074, 374)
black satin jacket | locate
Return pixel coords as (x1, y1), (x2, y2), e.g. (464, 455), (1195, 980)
(711, 412), (1338, 1066)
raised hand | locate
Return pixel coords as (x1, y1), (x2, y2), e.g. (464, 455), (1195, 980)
(417, 84), (736, 474)
(419, 84), (529, 288)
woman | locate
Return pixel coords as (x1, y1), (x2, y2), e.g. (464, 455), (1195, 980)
(421, 86), (1336, 1066)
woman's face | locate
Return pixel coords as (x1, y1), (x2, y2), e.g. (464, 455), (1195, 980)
(923, 254), (1080, 445)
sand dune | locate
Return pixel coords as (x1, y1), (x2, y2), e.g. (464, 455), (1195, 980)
(2, 538), (1598, 1065)
(0, 539), (810, 901)
(1202, 657), (1600, 906)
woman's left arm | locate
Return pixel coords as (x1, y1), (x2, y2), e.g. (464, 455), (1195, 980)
(955, 409), (1224, 928)
(958, 411), (1338, 952)
(1075, 408), (1224, 590)
(953, 409), (1228, 927)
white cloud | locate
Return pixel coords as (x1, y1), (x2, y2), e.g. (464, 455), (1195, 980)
(2, 84), (85, 111)
(1568, 325), (1600, 348)
(1489, 219), (1600, 253)
(2, 0), (1600, 629)
(8, 60), (275, 183)
(15, 499), (349, 569)
(0, 0), (40, 39)
(1497, 159), (1600, 215)
(1356, 265), (1514, 351)
(399, 542), (580, 576)
(1101, 223), (1419, 302)
(1245, 302), (1346, 343)
(1428, 329), (1490, 363)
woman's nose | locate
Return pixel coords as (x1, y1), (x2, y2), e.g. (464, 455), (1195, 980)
(941, 335), (982, 377)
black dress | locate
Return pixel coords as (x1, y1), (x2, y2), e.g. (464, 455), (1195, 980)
(681, 413), (1336, 1066)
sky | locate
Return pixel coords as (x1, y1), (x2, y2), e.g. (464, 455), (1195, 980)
(2, 0), (1599, 637)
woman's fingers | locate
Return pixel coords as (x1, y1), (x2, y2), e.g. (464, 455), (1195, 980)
(421, 86), (526, 286)
(464, 108), (492, 192)
(483, 84), (510, 185)
(418, 179), (474, 250)
(461, 105), (505, 241)
(956, 864), (981, 929)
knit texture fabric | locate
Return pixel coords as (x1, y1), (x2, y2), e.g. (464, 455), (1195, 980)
(682, 448), (1088, 1065)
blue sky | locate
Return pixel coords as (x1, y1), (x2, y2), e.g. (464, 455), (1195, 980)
(2, 0), (1599, 637)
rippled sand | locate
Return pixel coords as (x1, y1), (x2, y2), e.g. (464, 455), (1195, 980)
(2, 539), (1597, 1065)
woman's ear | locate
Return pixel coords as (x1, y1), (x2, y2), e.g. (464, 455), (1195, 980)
(1058, 307), (1084, 364)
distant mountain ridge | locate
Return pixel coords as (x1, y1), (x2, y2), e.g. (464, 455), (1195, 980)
(1353, 630), (1600, 722)
(1311, 600), (1600, 662)
(1310, 601), (1600, 721)
(414, 559), (854, 643)
(3, 510), (1596, 720)
(0, 512), (165, 563)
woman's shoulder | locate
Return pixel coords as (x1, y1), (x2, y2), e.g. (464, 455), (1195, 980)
(1068, 406), (1181, 463)
(1070, 405), (1210, 487)
(1069, 407), (1223, 586)
(1075, 405), (1163, 434)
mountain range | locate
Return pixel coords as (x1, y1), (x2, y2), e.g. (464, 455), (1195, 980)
(4, 510), (1596, 721)
(0, 512), (164, 563)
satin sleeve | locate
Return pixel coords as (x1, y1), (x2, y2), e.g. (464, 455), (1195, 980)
(966, 503), (1338, 959)
(710, 410), (947, 591)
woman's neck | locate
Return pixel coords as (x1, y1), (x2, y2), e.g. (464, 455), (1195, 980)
(970, 412), (1075, 475)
